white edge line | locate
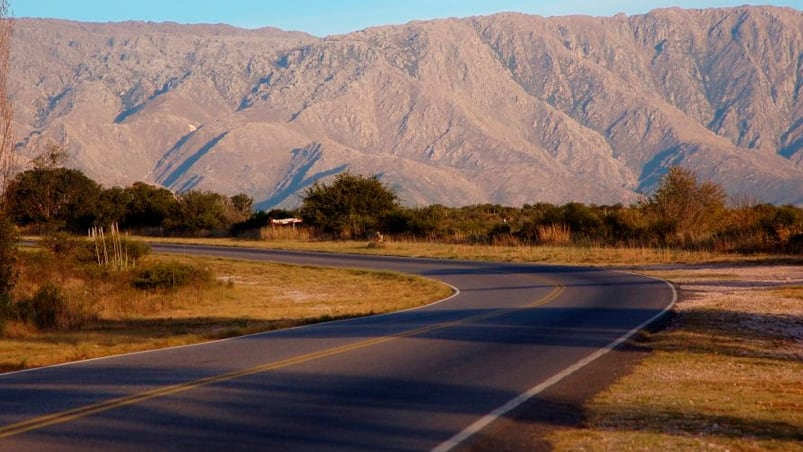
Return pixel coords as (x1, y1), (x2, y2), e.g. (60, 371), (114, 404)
(0, 273), (460, 378)
(431, 274), (678, 452)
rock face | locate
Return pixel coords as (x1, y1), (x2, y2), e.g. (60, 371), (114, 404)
(9, 6), (803, 208)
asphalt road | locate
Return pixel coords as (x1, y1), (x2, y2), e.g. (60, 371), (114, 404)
(0, 245), (676, 451)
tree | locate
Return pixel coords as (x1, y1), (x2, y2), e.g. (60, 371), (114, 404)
(641, 167), (727, 244)
(0, 1), (16, 327)
(166, 190), (231, 233)
(121, 182), (178, 230)
(0, 0), (13, 196)
(5, 167), (103, 232)
(230, 193), (254, 218)
(300, 172), (400, 238)
(96, 186), (132, 227)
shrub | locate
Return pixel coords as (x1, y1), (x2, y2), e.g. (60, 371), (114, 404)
(39, 232), (81, 258)
(300, 172), (400, 239)
(640, 167), (727, 245)
(132, 261), (212, 291)
(0, 214), (17, 331)
(17, 284), (68, 330)
(0, 292), (12, 333)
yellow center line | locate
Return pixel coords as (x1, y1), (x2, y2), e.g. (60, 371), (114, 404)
(0, 280), (564, 439)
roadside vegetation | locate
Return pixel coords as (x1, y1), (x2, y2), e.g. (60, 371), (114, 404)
(4, 156), (802, 255)
(549, 267), (803, 451)
(0, 235), (451, 372)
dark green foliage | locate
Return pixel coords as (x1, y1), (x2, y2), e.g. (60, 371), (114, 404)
(377, 208), (416, 236)
(17, 284), (67, 330)
(0, 213), (16, 296)
(300, 172), (400, 238)
(5, 167), (103, 233)
(0, 210), (19, 333)
(0, 292), (11, 332)
(230, 193), (254, 219)
(95, 186), (132, 227)
(0, 214), (16, 329)
(132, 261), (213, 291)
(536, 202), (603, 240)
(0, 161), (798, 254)
(121, 182), (179, 230)
(38, 232), (149, 266)
(230, 208), (298, 236)
(166, 190), (231, 233)
(600, 205), (645, 244)
(118, 239), (151, 262)
(402, 205), (451, 239)
(787, 234), (803, 254)
(39, 232), (86, 258)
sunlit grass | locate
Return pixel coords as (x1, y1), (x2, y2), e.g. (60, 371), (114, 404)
(0, 252), (452, 372)
(132, 236), (802, 266)
(549, 269), (803, 450)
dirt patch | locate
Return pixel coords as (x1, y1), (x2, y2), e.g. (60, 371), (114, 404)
(655, 265), (803, 360)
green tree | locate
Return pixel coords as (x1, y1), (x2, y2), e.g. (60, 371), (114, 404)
(5, 167), (102, 232)
(230, 193), (254, 218)
(641, 167), (727, 244)
(300, 172), (400, 238)
(121, 182), (178, 230)
(0, 213), (17, 328)
(95, 186), (132, 227)
(167, 190), (231, 233)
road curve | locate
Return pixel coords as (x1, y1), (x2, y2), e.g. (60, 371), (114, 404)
(0, 245), (675, 451)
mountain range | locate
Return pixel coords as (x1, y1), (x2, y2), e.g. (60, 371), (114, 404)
(8, 6), (803, 208)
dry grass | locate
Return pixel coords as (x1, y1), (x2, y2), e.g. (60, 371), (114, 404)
(129, 236), (802, 266)
(550, 265), (803, 450)
(536, 224), (572, 245)
(0, 252), (452, 372)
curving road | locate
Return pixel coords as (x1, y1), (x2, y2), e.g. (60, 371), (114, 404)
(0, 245), (675, 451)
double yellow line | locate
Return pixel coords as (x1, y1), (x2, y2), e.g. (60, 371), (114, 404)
(0, 281), (563, 439)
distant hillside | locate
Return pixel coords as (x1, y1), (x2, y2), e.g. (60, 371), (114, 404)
(8, 7), (803, 208)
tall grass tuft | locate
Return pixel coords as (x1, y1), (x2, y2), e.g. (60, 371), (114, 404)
(89, 223), (148, 269)
(537, 224), (572, 245)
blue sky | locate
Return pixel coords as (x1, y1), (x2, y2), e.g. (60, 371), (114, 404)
(13, 1), (803, 36)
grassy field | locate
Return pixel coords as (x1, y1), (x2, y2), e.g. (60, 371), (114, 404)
(0, 250), (452, 372)
(137, 235), (802, 266)
(548, 267), (803, 451)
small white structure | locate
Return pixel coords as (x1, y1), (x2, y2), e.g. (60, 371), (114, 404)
(271, 218), (303, 227)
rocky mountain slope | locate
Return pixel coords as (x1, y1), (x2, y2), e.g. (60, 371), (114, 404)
(8, 6), (803, 208)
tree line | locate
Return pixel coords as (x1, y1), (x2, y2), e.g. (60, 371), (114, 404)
(4, 150), (254, 235)
(298, 169), (802, 254)
(3, 161), (802, 254)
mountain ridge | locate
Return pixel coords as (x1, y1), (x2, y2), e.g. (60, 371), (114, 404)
(8, 6), (803, 208)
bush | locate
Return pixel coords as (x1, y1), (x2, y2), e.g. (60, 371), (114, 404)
(17, 284), (68, 330)
(40, 233), (89, 259)
(132, 261), (212, 291)
(0, 214), (17, 331)
(300, 172), (400, 239)
(0, 292), (12, 333)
